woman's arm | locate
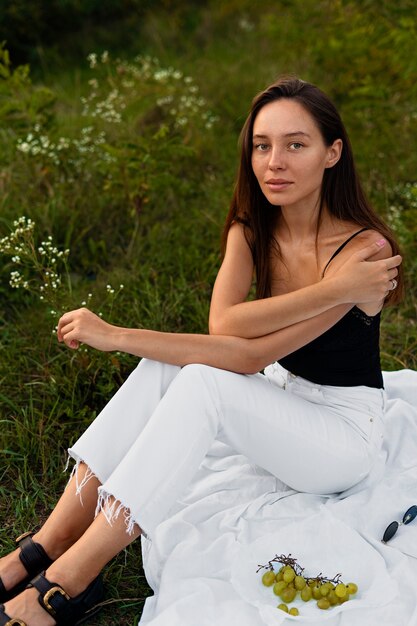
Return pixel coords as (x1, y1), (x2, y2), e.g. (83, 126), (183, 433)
(209, 222), (401, 338)
(56, 302), (350, 375)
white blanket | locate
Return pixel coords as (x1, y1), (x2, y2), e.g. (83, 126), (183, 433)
(139, 370), (417, 626)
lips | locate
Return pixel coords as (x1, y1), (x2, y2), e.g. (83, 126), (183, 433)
(265, 179), (293, 191)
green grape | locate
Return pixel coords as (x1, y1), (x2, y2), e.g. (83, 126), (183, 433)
(258, 554), (357, 615)
(320, 582), (331, 596)
(335, 583), (347, 598)
(281, 587), (297, 603)
(273, 581), (287, 596)
(328, 590), (339, 606)
(346, 582), (358, 595)
(283, 567), (296, 583)
(317, 598), (330, 610)
(300, 586), (313, 602)
(262, 571), (276, 587)
(294, 575), (306, 590)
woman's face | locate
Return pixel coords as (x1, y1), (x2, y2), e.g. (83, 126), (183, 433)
(251, 98), (342, 212)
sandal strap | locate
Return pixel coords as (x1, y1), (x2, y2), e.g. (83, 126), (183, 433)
(30, 574), (72, 620)
(0, 605), (27, 626)
(16, 534), (52, 575)
(0, 532), (52, 604)
(30, 573), (104, 625)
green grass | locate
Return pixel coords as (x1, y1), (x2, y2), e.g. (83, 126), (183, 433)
(1, 2), (417, 624)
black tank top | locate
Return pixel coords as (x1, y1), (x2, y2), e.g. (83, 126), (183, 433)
(278, 228), (384, 388)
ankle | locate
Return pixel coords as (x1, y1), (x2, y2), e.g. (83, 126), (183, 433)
(32, 529), (74, 561)
(45, 560), (100, 598)
(0, 549), (27, 589)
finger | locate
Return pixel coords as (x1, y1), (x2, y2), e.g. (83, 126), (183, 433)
(387, 277), (398, 292)
(57, 312), (74, 339)
(355, 238), (387, 261)
(384, 254), (402, 270)
(59, 320), (74, 341)
(387, 267), (399, 280)
(62, 328), (80, 350)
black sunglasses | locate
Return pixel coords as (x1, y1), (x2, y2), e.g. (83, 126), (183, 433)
(382, 505), (417, 543)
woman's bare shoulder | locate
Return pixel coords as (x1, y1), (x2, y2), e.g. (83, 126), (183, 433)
(351, 228), (394, 259)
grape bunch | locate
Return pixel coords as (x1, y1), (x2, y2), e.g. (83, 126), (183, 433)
(258, 554), (358, 615)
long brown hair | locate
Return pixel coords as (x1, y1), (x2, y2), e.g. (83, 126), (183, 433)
(221, 76), (403, 305)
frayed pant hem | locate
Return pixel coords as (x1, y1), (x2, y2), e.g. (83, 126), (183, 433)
(65, 450), (106, 507)
(65, 451), (149, 539)
(95, 487), (148, 539)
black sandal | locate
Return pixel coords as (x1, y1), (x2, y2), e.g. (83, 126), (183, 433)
(0, 604), (28, 625)
(31, 572), (104, 625)
(0, 573), (104, 626)
(0, 533), (53, 603)
(0, 606), (28, 625)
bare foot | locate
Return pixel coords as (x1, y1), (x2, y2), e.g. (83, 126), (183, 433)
(3, 587), (56, 626)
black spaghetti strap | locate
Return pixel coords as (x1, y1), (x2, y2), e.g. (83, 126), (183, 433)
(321, 227), (369, 278)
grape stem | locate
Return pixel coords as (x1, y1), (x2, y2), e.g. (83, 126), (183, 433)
(256, 553), (344, 586)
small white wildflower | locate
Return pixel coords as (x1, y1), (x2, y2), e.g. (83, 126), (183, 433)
(18, 142), (30, 153)
(87, 53), (97, 68)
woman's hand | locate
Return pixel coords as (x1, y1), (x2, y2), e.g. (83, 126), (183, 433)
(57, 307), (117, 351)
(323, 239), (401, 304)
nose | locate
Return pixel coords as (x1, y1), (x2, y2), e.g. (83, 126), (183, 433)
(268, 146), (286, 170)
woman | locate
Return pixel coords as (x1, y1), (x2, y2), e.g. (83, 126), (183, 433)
(0, 76), (403, 625)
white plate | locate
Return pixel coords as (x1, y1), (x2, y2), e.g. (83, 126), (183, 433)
(231, 510), (396, 624)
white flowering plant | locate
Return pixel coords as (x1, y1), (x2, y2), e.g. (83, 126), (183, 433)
(16, 52), (217, 179)
(13, 51), (218, 260)
(0, 216), (69, 307)
(0, 216), (125, 340)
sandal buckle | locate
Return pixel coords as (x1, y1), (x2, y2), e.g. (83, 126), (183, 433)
(5, 620), (27, 626)
(15, 531), (32, 544)
(43, 586), (70, 615)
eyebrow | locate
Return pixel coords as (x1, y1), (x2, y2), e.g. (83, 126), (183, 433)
(253, 131), (311, 139)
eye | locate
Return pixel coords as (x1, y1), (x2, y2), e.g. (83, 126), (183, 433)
(289, 142), (303, 151)
(254, 143), (269, 152)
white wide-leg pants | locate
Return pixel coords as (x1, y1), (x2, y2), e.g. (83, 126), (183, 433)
(68, 359), (385, 539)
